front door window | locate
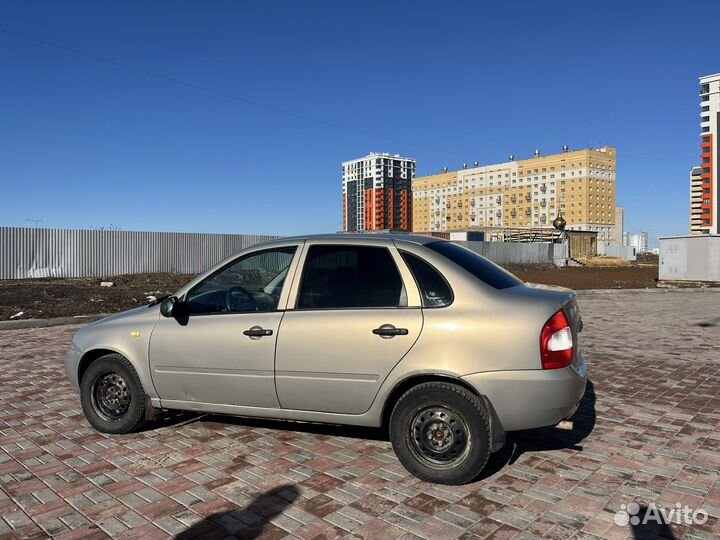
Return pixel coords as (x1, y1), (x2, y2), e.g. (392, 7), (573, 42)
(186, 247), (296, 314)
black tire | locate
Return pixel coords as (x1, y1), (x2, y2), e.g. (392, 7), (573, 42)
(80, 353), (147, 434)
(389, 382), (490, 485)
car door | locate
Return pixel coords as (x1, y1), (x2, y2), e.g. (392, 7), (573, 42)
(149, 244), (300, 408)
(275, 241), (423, 414)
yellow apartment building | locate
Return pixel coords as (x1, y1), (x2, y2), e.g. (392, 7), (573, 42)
(412, 146), (617, 242)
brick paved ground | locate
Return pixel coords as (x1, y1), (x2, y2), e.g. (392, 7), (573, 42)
(1, 289), (719, 540)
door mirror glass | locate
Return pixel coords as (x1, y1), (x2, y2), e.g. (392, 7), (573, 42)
(160, 296), (178, 318)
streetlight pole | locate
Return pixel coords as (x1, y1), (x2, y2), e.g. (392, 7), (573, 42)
(25, 218), (46, 228)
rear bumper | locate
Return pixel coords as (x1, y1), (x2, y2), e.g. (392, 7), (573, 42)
(461, 352), (587, 431)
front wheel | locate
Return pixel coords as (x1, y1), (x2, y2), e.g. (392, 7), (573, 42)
(80, 353), (147, 434)
(389, 382), (490, 484)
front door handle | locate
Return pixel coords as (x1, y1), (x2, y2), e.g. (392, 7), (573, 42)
(372, 324), (409, 338)
(243, 326), (273, 338)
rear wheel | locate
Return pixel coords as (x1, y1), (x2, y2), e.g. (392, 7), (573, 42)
(80, 353), (147, 434)
(389, 382), (490, 484)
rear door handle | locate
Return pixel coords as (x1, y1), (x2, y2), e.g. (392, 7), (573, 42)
(243, 326), (273, 338)
(372, 324), (408, 338)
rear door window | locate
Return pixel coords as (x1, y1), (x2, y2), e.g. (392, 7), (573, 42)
(427, 241), (523, 289)
(297, 245), (406, 309)
(400, 251), (453, 307)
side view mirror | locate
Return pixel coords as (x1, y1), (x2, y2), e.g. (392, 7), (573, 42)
(160, 296), (179, 318)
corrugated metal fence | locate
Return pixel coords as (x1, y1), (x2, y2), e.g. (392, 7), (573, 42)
(0, 227), (278, 279)
(456, 240), (565, 265)
(597, 243), (637, 261)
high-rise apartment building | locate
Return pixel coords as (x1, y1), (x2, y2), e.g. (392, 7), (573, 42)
(628, 232), (649, 254)
(690, 166), (704, 232)
(413, 146), (617, 241)
(693, 73), (720, 235)
(342, 153), (416, 232)
(612, 207), (625, 246)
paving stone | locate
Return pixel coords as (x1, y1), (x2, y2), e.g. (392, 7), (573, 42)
(0, 290), (719, 539)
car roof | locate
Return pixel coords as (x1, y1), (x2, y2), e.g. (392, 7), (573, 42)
(255, 233), (445, 247)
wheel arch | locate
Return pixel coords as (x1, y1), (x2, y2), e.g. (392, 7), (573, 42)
(78, 349), (149, 434)
(78, 348), (122, 384)
(382, 374), (506, 452)
(77, 347), (156, 400)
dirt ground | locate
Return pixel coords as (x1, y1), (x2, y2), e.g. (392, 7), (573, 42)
(0, 273), (193, 320)
(506, 263), (659, 291)
(0, 259), (667, 320)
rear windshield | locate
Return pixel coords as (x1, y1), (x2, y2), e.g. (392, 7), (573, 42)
(427, 241), (524, 290)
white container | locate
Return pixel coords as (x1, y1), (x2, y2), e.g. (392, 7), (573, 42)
(659, 235), (720, 282)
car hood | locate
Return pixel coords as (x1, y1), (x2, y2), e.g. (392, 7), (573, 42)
(87, 305), (160, 328)
(71, 304), (161, 354)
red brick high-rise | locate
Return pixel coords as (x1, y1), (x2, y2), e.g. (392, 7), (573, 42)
(692, 73), (720, 235)
(342, 153), (416, 232)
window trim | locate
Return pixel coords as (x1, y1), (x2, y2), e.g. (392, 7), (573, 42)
(182, 245), (301, 317)
(291, 243), (413, 311)
(399, 250), (454, 309)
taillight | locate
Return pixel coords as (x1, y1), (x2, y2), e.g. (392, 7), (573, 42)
(540, 309), (573, 369)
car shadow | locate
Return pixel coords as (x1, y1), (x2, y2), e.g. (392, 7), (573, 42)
(139, 410), (206, 432)
(631, 506), (677, 540)
(509, 379), (597, 462)
(143, 381), (595, 483)
(474, 379), (597, 481)
(176, 484), (300, 540)
(139, 406), (389, 440)
(695, 316), (720, 328)
(199, 414), (389, 441)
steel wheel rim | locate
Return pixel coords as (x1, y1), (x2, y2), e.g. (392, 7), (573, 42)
(407, 406), (471, 469)
(91, 372), (131, 421)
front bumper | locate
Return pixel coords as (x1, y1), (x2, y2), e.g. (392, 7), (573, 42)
(461, 352), (588, 432)
(65, 346), (83, 393)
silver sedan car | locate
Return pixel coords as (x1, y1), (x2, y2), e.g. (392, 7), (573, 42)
(66, 234), (587, 484)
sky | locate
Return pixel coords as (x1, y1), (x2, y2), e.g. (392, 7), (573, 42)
(1, 1), (719, 244)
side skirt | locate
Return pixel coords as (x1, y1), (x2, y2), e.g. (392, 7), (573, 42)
(154, 398), (383, 428)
